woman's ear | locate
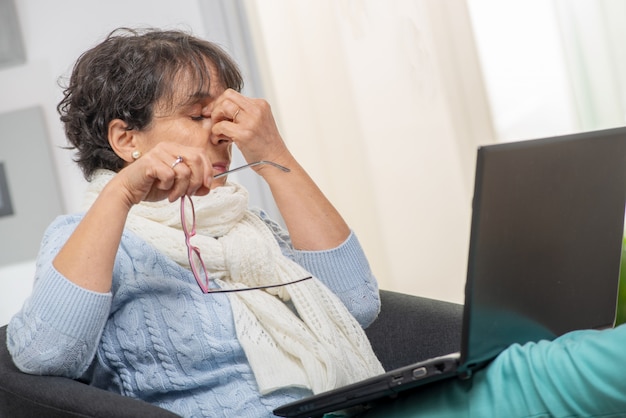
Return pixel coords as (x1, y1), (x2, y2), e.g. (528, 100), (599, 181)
(108, 119), (139, 162)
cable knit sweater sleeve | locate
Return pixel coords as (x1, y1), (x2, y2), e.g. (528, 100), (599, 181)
(6, 214), (112, 378)
(253, 209), (381, 328)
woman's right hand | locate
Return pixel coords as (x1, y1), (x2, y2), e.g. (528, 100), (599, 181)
(53, 141), (214, 292)
(113, 142), (214, 207)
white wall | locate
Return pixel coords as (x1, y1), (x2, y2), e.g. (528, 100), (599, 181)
(0, 261), (34, 325)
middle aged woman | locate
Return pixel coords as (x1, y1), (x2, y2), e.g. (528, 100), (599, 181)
(6, 28), (384, 417)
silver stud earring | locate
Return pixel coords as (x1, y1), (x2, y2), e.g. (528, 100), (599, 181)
(131, 150), (142, 160)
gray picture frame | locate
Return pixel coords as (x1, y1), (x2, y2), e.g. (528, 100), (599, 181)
(0, 0), (26, 70)
(0, 107), (64, 266)
(0, 162), (14, 217)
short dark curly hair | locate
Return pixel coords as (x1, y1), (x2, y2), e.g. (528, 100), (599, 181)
(57, 27), (243, 179)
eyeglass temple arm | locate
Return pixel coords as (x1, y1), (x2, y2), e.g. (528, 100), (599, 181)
(213, 161), (290, 179)
(205, 276), (313, 294)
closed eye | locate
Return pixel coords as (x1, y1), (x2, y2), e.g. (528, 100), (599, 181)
(190, 115), (208, 121)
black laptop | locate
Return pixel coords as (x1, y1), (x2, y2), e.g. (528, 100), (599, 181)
(274, 126), (626, 418)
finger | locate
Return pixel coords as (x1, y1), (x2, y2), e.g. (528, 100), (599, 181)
(167, 157), (192, 201)
(148, 155), (192, 201)
(170, 155), (184, 170)
(232, 108), (241, 124)
(211, 89), (249, 122)
(177, 153), (213, 195)
(148, 164), (176, 200)
(212, 121), (238, 142)
(212, 102), (243, 124)
(167, 177), (191, 202)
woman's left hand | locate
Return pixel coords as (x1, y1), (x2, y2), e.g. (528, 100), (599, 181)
(210, 89), (292, 169)
(210, 89), (350, 250)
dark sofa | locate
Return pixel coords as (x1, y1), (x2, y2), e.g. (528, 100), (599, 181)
(0, 290), (463, 417)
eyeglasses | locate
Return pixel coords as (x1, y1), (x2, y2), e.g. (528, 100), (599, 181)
(180, 160), (312, 293)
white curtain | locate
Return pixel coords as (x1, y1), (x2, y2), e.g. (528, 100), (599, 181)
(243, 0), (495, 303)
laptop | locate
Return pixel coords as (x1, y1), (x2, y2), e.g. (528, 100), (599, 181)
(274, 126), (626, 417)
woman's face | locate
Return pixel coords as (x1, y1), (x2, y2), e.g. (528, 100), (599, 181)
(133, 63), (232, 188)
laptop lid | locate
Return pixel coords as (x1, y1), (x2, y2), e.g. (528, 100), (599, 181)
(460, 126), (626, 374)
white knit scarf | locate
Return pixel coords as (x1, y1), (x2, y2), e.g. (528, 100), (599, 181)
(85, 170), (384, 395)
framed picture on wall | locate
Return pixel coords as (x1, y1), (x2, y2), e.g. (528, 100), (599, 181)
(0, 107), (64, 266)
(0, 162), (14, 218)
(0, 0), (26, 70)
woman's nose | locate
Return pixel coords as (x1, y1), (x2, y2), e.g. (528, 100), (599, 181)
(210, 133), (232, 146)
(216, 136), (232, 146)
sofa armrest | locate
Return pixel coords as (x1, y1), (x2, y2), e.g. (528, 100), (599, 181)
(365, 290), (463, 371)
(0, 325), (180, 418)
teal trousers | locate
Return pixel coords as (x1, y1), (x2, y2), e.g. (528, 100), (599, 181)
(352, 324), (626, 417)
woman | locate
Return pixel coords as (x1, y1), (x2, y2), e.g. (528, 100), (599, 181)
(7, 28), (383, 417)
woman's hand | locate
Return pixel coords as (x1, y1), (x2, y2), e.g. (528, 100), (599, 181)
(53, 142), (214, 292)
(210, 89), (293, 171)
(209, 89), (351, 251)
(115, 142), (214, 207)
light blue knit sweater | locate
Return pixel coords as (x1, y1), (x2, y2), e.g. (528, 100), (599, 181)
(7, 210), (380, 417)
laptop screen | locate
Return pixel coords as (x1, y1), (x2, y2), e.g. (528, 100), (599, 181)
(461, 127), (626, 371)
